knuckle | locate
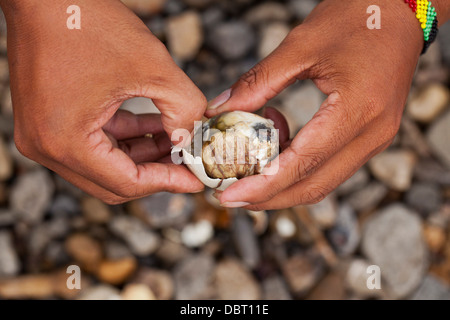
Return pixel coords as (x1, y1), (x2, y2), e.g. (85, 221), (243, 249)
(360, 99), (384, 126)
(293, 150), (326, 181)
(239, 64), (267, 91)
(101, 195), (127, 205)
(14, 131), (34, 158)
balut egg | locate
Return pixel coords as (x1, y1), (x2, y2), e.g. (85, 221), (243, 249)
(173, 111), (279, 191)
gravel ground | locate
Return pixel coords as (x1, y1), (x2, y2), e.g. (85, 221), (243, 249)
(0, 0), (449, 300)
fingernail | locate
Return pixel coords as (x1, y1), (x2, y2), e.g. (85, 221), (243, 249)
(221, 201), (250, 208)
(207, 89), (231, 110)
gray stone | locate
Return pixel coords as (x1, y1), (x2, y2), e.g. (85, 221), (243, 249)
(174, 253), (215, 300)
(368, 149), (417, 191)
(336, 167), (370, 196)
(288, 0), (319, 20)
(427, 110), (450, 169)
(307, 194), (337, 229)
(414, 159), (450, 186)
(0, 231), (21, 277)
(262, 275), (292, 300)
(438, 22), (450, 67)
(0, 209), (15, 227)
(347, 181), (388, 212)
(49, 193), (80, 217)
(208, 21), (255, 60)
(407, 84), (449, 123)
(328, 203), (360, 257)
(202, 6), (224, 28)
(156, 239), (192, 267)
(405, 183), (442, 215)
(361, 204), (428, 298)
(10, 169), (54, 224)
(411, 275), (450, 300)
(215, 258), (261, 300)
(105, 241), (132, 260)
(180, 219), (214, 248)
(109, 215), (160, 256)
(346, 259), (384, 299)
(232, 210), (261, 269)
(129, 192), (193, 229)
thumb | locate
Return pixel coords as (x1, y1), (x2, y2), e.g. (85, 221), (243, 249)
(205, 34), (313, 117)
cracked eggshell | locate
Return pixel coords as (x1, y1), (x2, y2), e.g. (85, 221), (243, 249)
(172, 111), (278, 191)
(172, 144), (238, 191)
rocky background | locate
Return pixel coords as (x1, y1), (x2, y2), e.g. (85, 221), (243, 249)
(0, 0), (450, 300)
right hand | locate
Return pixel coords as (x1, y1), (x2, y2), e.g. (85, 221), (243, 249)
(3, 0), (207, 204)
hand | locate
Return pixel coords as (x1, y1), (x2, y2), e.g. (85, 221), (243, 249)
(4, 0), (206, 204)
(206, 0), (427, 210)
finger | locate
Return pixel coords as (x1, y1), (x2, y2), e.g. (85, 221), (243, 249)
(205, 31), (314, 117)
(243, 136), (392, 211)
(263, 107), (290, 144)
(118, 132), (172, 164)
(138, 48), (208, 139)
(63, 129), (204, 196)
(103, 110), (164, 140)
(218, 91), (384, 205)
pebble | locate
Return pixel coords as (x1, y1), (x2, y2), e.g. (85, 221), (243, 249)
(109, 215), (160, 256)
(0, 231), (21, 277)
(258, 22), (290, 59)
(121, 283), (156, 300)
(244, 2), (291, 25)
(231, 210), (261, 269)
(65, 233), (103, 272)
(414, 159), (450, 186)
(181, 219), (214, 248)
(8, 141), (40, 170)
(155, 239), (192, 267)
(281, 82), (325, 136)
(423, 224), (446, 253)
(132, 268), (174, 300)
(97, 257), (137, 285)
(407, 83), (449, 123)
(347, 181), (388, 213)
(411, 275), (450, 300)
(10, 169), (54, 224)
(207, 21), (255, 60)
(78, 284), (121, 300)
(427, 110), (450, 169)
(361, 204), (428, 298)
(174, 253), (215, 300)
(273, 209), (299, 240)
(202, 7), (224, 28)
(327, 203), (360, 257)
(0, 209), (15, 227)
(438, 22), (450, 66)
(181, 0), (213, 9)
(282, 251), (326, 298)
(128, 192), (193, 229)
(307, 194), (337, 229)
(307, 271), (346, 300)
(166, 11), (204, 61)
(214, 258), (261, 300)
(368, 150), (417, 191)
(81, 197), (111, 224)
(346, 259), (384, 299)
(262, 275), (292, 300)
(336, 167), (370, 196)
(0, 274), (54, 299)
(405, 182), (442, 215)
(49, 193), (80, 217)
(105, 241), (132, 260)
(120, 0), (167, 15)
(0, 134), (12, 181)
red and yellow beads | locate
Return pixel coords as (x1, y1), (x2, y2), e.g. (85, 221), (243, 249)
(404, 0), (439, 53)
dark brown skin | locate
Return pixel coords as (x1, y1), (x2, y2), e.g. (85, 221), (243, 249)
(207, 0), (450, 210)
(0, 0), (207, 204)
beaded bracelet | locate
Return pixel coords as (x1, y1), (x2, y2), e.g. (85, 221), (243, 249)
(404, 0), (439, 54)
